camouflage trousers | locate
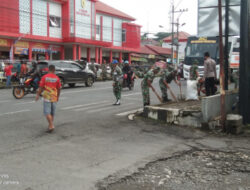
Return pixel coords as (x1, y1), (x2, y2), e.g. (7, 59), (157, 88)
(159, 79), (168, 101)
(141, 80), (150, 105)
(113, 82), (122, 100)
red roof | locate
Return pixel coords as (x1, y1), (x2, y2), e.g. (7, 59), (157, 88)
(139, 46), (157, 55)
(163, 31), (190, 42)
(145, 45), (172, 55)
(96, 1), (135, 21)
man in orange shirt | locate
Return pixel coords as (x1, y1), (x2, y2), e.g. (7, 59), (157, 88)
(35, 65), (61, 132)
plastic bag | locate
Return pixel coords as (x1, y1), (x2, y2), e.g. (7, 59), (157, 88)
(186, 80), (198, 100)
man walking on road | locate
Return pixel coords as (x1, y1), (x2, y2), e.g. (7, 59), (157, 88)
(204, 52), (217, 96)
(112, 60), (122, 105)
(35, 65), (61, 132)
(141, 66), (161, 106)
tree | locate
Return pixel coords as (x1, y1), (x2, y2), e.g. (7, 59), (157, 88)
(141, 33), (149, 41)
(154, 32), (172, 42)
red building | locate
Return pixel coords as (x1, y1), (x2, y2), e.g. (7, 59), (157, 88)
(0, 0), (141, 63)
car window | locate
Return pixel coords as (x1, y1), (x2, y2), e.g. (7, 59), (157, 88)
(60, 62), (72, 69)
(70, 63), (82, 71)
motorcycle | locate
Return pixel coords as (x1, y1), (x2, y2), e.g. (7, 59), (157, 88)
(122, 72), (135, 90)
(12, 75), (39, 99)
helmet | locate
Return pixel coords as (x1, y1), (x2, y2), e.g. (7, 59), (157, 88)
(124, 60), (129, 64)
(112, 60), (118, 64)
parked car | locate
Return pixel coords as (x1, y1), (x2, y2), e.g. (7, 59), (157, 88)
(37, 60), (95, 88)
(77, 61), (112, 80)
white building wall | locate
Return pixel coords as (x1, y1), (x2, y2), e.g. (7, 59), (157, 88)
(113, 18), (122, 46)
(96, 15), (101, 40)
(49, 2), (62, 38)
(19, 0), (30, 34)
(75, 0), (91, 39)
(102, 15), (112, 42)
(32, 0), (47, 36)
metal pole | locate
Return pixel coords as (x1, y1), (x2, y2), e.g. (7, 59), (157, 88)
(171, 3), (175, 65)
(224, 0), (230, 90)
(239, 0), (250, 124)
(176, 18), (179, 66)
(218, 0), (226, 129)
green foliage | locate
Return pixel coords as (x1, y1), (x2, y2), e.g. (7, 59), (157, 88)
(154, 32), (172, 42)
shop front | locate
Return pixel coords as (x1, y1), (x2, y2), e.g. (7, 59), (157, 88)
(0, 38), (11, 59)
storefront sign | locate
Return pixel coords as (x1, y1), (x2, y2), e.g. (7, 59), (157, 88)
(76, 0), (90, 17)
(14, 41), (29, 48)
(131, 57), (147, 62)
(32, 43), (47, 53)
(191, 37), (216, 44)
(15, 47), (28, 55)
(0, 39), (10, 47)
(148, 54), (155, 59)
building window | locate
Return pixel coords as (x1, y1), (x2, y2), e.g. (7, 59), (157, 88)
(122, 29), (126, 42)
(49, 16), (61, 28)
(96, 25), (100, 35)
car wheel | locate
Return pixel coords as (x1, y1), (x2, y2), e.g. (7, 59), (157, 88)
(85, 76), (94, 87)
(59, 77), (65, 89)
(68, 83), (75, 88)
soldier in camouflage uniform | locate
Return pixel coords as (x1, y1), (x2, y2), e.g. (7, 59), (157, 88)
(159, 66), (180, 102)
(112, 60), (122, 105)
(190, 60), (199, 80)
(141, 66), (161, 106)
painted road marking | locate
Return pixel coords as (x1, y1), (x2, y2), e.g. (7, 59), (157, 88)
(61, 87), (112, 95)
(0, 100), (11, 103)
(116, 108), (143, 116)
(0, 109), (31, 117)
(61, 101), (108, 110)
(74, 102), (111, 112)
(86, 103), (134, 114)
(122, 92), (141, 97)
(14, 101), (35, 105)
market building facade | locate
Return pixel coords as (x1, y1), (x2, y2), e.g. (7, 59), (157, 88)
(0, 0), (141, 63)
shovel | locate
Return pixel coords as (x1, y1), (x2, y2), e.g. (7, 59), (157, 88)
(151, 87), (163, 103)
(163, 81), (178, 102)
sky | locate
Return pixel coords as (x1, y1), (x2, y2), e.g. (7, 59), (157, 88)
(101, 0), (198, 36)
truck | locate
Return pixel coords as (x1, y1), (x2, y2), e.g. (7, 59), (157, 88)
(183, 36), (240, 79)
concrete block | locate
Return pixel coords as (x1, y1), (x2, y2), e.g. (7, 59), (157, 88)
(226, 114), (243, 135)
(202, 91), (238, 122)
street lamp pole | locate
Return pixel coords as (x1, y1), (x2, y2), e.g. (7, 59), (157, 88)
(171, 3), (175, 65)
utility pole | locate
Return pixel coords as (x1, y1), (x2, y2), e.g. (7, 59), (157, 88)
(171, 2), (175, 66)
(239, 0), (250, 124)
(218, 0), (226, 129)
(224, 0), (230, 90)
(170, 0), (187, 68)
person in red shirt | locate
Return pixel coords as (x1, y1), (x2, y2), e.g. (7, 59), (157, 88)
(4, 63), (13, 87)
(35, 65), (61, 132)
(20, 61), (28, 77)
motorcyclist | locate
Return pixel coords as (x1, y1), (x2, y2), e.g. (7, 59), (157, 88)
(122, 60), (133, 87)
(28, 62), (41, 91)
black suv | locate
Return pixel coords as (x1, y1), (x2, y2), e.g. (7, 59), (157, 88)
(37, 61), (95, 88)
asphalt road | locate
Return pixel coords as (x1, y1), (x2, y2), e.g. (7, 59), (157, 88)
(0, 79), (185, 190)
(0, 79), (249, 190)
